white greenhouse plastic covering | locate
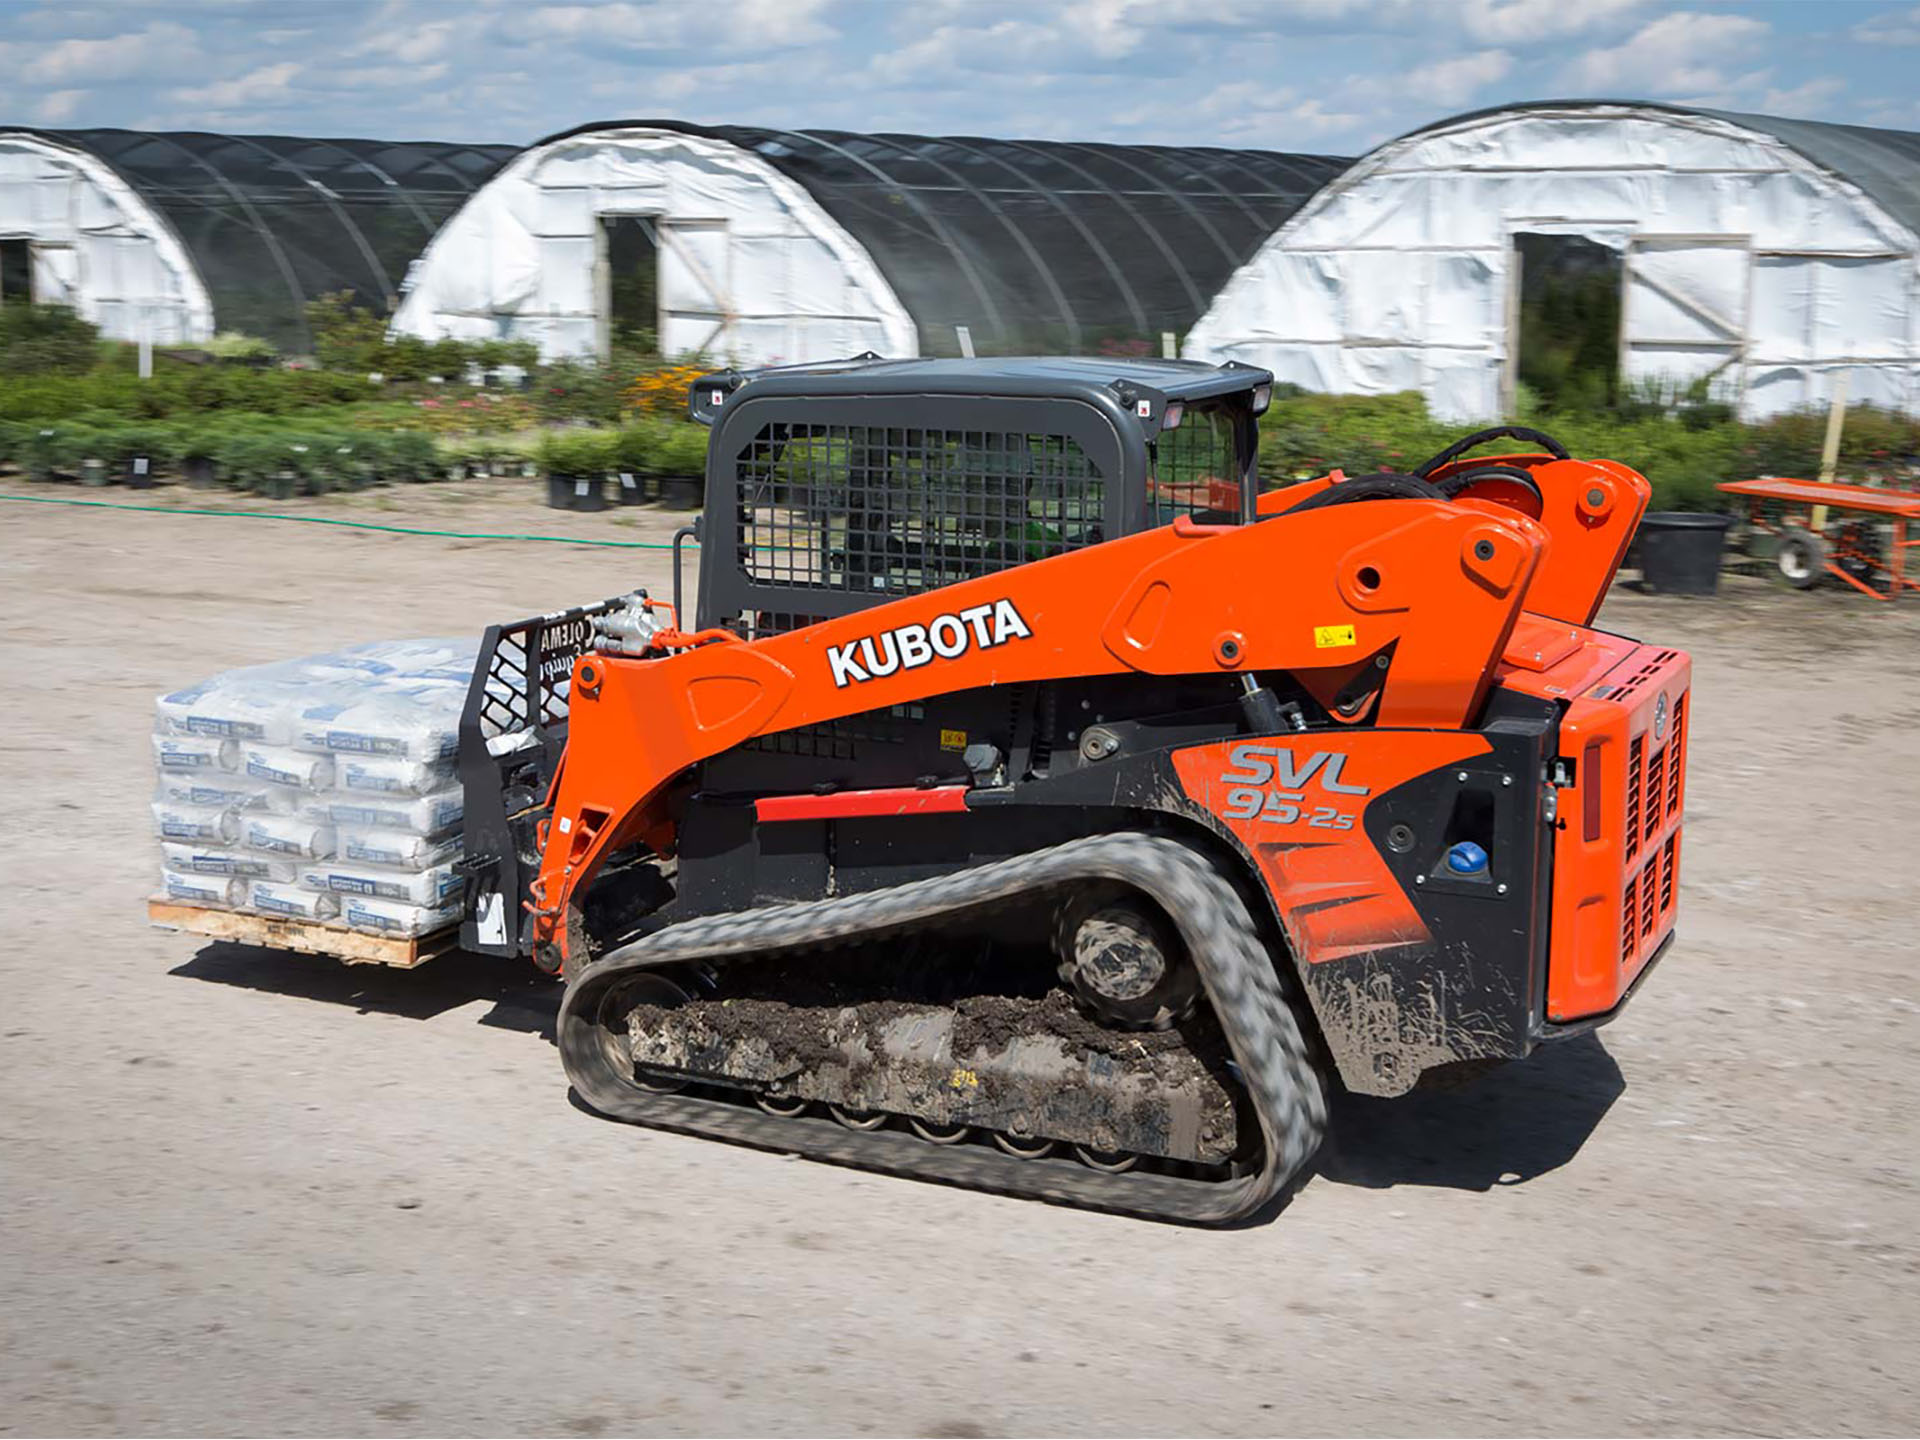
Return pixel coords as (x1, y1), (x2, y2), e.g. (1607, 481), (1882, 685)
(391, 126), (918, 365)
(0, 131), (213, 343)
(1187, 103), (1920, 421)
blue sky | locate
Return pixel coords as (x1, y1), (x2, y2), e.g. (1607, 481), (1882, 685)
(1, 0), (1917, 153)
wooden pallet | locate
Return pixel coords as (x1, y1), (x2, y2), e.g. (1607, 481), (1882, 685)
(147, 900), (456, 969)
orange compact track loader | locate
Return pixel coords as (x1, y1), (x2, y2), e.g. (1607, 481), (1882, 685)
(448, 356), (1689, 1223)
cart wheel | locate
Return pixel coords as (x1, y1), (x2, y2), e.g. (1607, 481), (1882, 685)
(1776, 527), (1827, 589)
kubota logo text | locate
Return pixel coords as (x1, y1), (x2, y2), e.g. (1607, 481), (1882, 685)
(827, 599), (1032, 688)
(1219, 743), (1370, 829)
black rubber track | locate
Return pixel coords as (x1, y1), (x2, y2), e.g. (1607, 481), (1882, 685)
(557, 833), (1329, 1225)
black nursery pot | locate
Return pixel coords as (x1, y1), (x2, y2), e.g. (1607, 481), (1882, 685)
(1638, 512), (1732, 596)
(660, 474), (701, 510)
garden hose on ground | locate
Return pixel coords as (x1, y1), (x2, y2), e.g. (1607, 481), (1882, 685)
(0, 491), (697, 550)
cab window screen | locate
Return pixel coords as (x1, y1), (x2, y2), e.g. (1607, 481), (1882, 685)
(1148, 404), (1241, 525)
(737, 422), (1105, 596)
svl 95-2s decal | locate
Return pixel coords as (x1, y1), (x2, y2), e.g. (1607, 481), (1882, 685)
(1219, 743), (1370, 828)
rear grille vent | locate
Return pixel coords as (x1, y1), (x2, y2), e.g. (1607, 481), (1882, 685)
(1642, 859), (1659, 938)
(1667, 695), (1687, 818)
(1660, 834), (1676, 913)
(1621, 871), (1639, 958)
(1644, 739), (1665, 843)
(1625, 734), (1645, 861)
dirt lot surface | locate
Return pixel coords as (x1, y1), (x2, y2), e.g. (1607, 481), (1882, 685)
(2, 478), (1917, 1437)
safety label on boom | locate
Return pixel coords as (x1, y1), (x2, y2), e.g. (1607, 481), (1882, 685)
(1313, 624), (1357, 649)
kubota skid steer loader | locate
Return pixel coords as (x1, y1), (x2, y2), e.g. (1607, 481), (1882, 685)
(453, 355), (1689, 1223)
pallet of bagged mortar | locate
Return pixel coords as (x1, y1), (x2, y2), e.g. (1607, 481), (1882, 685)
(147, 638), (485, 965)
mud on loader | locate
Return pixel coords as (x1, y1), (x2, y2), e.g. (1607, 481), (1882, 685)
(158, 355), (1683, 1223)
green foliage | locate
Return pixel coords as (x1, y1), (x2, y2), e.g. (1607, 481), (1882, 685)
(201, 331), (279, 362)
(1513, 234), (1623, 413)
(533, 360), (627, 425)
(614, 417), (709, 476)
(304, 291), (390, 372)
(0, 301), (103, 376)
(383, 430), (439, 479)
(0, 364), (374, 421)
(535, 427), (617, 476)
(1256, 390), (1920, 513)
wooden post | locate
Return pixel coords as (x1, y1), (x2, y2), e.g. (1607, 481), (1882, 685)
(1812, 368), (1849, 532)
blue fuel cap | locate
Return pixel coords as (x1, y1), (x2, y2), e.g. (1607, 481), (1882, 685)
(1445, 841), (1489, 875)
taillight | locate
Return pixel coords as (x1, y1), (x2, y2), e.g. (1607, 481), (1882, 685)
(1582, 741), (1603, 841)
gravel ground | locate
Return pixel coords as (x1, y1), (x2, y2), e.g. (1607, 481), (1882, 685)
(1, 479), (1916, 1437)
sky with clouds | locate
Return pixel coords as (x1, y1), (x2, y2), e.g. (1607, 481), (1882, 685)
(2, 0), (1918, 154)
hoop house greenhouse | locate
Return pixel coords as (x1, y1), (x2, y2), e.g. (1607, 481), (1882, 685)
(1186, 102), (1920, 420)
(0, 129), (518, 350)
(389, 121), (1350, 364)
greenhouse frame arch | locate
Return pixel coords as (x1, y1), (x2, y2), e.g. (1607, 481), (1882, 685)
(0, 128), (518, 351)
(389, 120), (1351, 364)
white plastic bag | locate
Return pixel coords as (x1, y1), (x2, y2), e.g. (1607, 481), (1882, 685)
(161, 844), (296, 882)
(337, 827), (461, 870)
(240, 745), (337, 791)
(299, 861), (463, 908)
(336, 754), (457, 797)
(160, 869), (247, 908)
(240, 814), (336, 859)
(153, 735), (239, 772)
(152, 802), (241, 845)
(153, 778), (295, 814)
(249, 881), (339, 922)
(310, 786), (462, 837)
(338, 894), (462, 938)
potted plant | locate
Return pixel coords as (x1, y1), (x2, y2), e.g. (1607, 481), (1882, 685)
(179, 428), (222, 489)
(649, 422), (710, 510)
(613, 421), (657, 506)
(69, 426), (111, 487)
(536, 428), (615, 511)
(219, 432), (294, 498)
(23, 426), (63, 482)
(111, 424), (172, 488)
(385, 430), (437, 483)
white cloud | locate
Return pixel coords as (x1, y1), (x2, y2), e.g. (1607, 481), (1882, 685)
(164, 61), (301, 111)
(1402, 50), (1514, 107)
(1760, 76), (1845, 116)
(1850, 5), (1920, 45)
(1460, 0), (1650, 43)
(34, 89), (87, 124)
(1565, 10), (1770, 94)
(527, 0), (833, 50)
(328, 61), (451, 90)
(24, 20), (199, 85)
(1110, 79), (1371, 147)
(354, 19), (457, 63)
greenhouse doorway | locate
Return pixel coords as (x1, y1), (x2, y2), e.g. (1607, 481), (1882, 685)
(598, 214), (660, 354)
(0, 239), (31, 302)
(1509, 231), (1623, 413)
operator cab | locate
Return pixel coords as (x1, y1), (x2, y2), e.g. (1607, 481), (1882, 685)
(687, 355), (1274, 638)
